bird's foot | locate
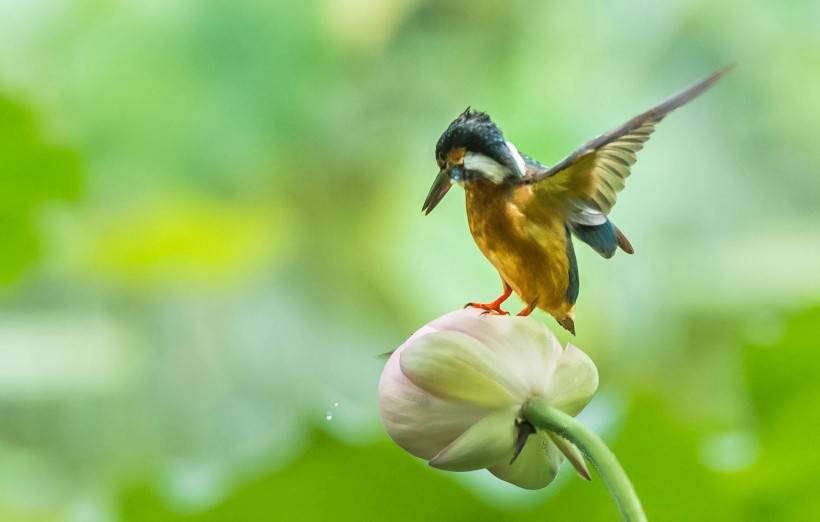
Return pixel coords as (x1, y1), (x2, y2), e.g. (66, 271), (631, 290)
(464, 301), (510, 316)
(465, 282), (513, 316)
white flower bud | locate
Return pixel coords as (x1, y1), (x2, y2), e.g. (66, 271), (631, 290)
(378, 309), (598, 489)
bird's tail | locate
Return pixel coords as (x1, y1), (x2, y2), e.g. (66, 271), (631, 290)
(571, 220), (634, 258)
(557, 317), (576, 336)
(615, 226), (634, 254)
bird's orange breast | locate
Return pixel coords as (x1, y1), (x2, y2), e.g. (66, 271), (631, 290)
(465, 181), (574, 319)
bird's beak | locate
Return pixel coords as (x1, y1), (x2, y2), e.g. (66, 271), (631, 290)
(422, 169), (453, 215)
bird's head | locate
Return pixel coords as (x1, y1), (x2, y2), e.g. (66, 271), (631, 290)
(422, 108), (525, 214)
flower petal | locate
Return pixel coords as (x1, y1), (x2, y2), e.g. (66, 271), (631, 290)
(428, 407), (518, 471)
(489, 431), (563, 490)
(544, 343), (599, 416)
(437, 313), (563, 400)
(400, 330), (524, 407)
(379, 346), (488, 460)
(548, 432), (591, 480)
(419, 308), (487, 334)
(497, 317), (563, 397)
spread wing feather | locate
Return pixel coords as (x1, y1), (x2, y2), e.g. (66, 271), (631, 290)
(517, 66), (732, 224)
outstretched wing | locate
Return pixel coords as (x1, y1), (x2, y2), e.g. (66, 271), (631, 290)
(517, 66), (732, 225)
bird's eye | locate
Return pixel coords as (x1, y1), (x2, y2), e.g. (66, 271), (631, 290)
(436, 153), (445, 168)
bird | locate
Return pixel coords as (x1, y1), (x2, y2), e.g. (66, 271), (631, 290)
(422, 66), (731, 334)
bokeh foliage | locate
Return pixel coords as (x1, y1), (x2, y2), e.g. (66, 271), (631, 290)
(0, 0), (818, 521)
(0, 95), (81, 284)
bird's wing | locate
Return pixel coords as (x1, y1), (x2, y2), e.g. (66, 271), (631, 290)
(516, 66), (731, 225)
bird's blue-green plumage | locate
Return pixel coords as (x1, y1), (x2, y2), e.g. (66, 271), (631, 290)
(565, 228), (580, 304)
(571, 220), (620, 259)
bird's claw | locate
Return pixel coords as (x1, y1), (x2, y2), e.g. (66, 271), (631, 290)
(464, 284), (513, 316)
(465, 302), (510, 316)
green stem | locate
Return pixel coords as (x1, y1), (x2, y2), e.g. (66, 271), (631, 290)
(523, 398), (647, 522)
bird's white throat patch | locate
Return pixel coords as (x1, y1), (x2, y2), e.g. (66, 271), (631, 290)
(462, 142), (526, 184)
(463, 152), (509, 184)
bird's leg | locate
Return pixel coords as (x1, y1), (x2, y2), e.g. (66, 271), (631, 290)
(465, 281), (512, 315)
(516, 303), (535, 316)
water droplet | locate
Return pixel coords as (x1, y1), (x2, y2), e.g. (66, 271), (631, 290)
(332, 401), (340, 408)
(325, 412), (333, 421)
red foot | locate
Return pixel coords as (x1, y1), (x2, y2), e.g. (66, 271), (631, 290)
(466, 303), (510, 315)
(465, 282), (512, 316)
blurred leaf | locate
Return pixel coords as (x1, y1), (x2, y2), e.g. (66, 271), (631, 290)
(119, 430), (504, 522)
(69, 198), (289, 290)
(0, 94), (82, 285)
(728, 306), (820, 520)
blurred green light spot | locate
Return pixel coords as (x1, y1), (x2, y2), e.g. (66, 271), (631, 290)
(699, 430), (759, 472)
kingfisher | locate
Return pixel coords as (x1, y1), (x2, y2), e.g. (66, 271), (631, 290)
(422, 67), (730, 334)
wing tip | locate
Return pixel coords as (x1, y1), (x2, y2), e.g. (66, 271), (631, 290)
(513, 64), (735, 187)
(706, 63), (736, 83)
(660, 63), (735, 115)
(696, 62), (736, 94)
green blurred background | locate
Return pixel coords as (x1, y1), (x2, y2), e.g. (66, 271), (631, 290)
(1, 0), (819, 520)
